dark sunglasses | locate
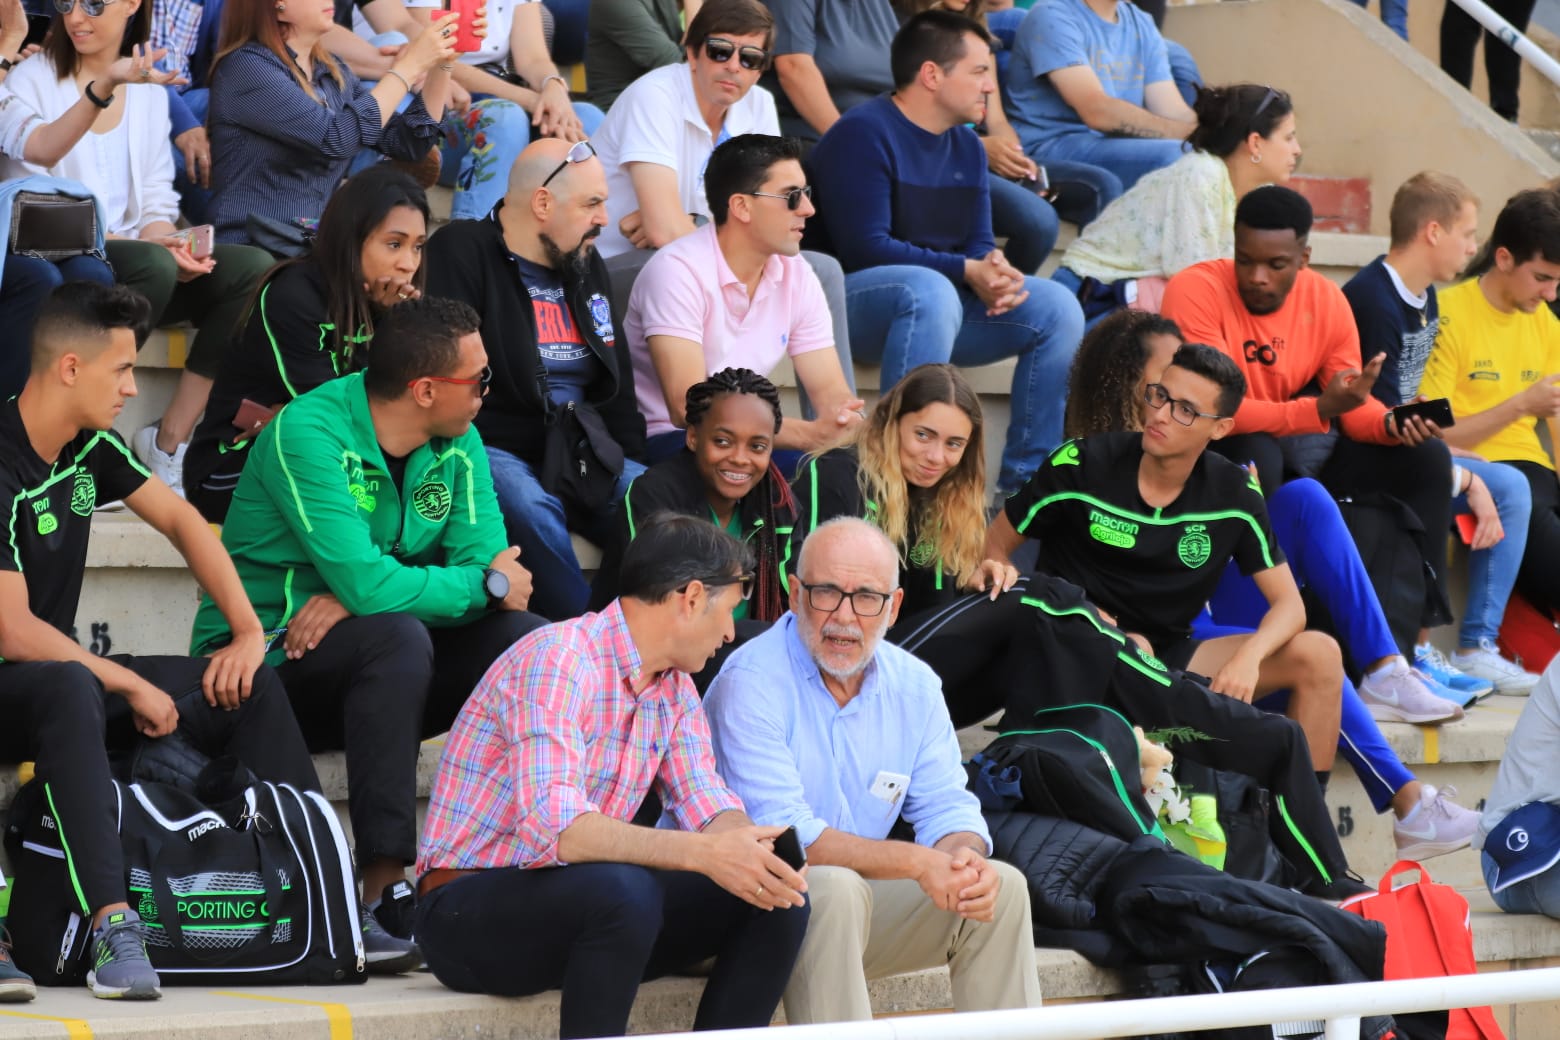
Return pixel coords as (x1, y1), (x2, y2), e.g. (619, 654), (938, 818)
(748, 185), (812, 211)
(54, 0), (122, 15)
(703, 36), (767, 71)
(412, 365), (492, 396)
(541, 140), (596, 189)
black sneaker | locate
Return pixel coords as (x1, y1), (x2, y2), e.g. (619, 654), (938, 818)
(372, 880), (418, 940)
(0, 929), (36, 1003)
(359, 901), (422, 975)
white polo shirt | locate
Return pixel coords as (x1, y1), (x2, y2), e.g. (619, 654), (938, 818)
(593, 61), (779, 259)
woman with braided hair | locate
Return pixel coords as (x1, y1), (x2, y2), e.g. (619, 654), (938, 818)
(789, 363), (1024, 726)
(590, 367), (796, 685)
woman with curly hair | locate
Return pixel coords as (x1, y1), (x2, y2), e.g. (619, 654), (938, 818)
(1061, 309), (1484, 858)
(789, 363), (1022, 725)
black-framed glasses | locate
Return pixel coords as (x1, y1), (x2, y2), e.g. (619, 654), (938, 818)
(412, 365), (492, 396)
(682, 572), (755, 601)
(799, 581), (890, 617)
(54, 0), (121, 15)
(704, 36), (768, 71)
(541, 140), (596, 189)
(747, 185), (812, 211)
(1144, 383), (1225, 426)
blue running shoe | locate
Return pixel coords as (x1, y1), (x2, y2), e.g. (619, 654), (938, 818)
(1414, 644), (1493, 702)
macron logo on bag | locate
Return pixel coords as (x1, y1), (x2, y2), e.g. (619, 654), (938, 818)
(187, 820), (225, 842)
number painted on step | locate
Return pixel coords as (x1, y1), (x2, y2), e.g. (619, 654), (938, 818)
(1337, 805), (1354, 837)
(71, 621), (113, 656)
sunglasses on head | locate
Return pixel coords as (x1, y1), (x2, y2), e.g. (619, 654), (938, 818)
(541, 139), (596, 189)
(747, 185), (812, 211)
(54, 0), (122, 16)
(703, 36), (767, 71)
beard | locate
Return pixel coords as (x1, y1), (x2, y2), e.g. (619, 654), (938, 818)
(801, 617), (888, 683)
(540, 227), (601, 277)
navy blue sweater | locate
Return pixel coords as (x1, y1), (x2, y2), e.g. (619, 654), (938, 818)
(808, 95), (996, 283)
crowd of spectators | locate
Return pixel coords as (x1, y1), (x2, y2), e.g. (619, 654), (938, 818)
(6, 0), (1560, 1030)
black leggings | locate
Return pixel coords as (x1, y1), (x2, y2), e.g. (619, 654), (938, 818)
(416, 863), (809, 1039)
(275, 610), (544, 865)
(0, 655), (318, 913)
(890, 578), (1034, 729)
(1440, 0), (1538, 120)
(1508, 460), (1560, 613)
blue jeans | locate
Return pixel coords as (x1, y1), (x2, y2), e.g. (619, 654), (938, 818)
(842, 265), (1084, 492)
(1457, 457), (1531, 647)
(171, 87), (212, 225)
(485, 445), (646, 620)
(1484, 849), (1560, 917)
(1193, 616), (1415, 814)
(443, 98), (606, 221)
(987, 172), (1058, 274)
(0, 253), (115, 396)
(1347, 0), (1409, 39)
(1041, 133), (1187, 194)
(1032, 157), (1123, 228)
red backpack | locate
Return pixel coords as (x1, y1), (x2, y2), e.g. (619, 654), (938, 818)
(1340, 861), (1505, 1040)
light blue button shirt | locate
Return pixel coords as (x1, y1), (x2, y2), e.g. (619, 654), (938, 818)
(704, 614), (990, 852)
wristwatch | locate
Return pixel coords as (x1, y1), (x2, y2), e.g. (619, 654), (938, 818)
(0, 57), (15, 73)
(482, 567), (510, 604)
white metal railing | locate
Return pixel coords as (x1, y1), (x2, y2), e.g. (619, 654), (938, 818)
(632, 966), (1560, 1040)
(1445, 0), (1560, 91)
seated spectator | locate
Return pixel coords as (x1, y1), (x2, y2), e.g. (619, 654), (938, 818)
(591, 0), (853, 383)
(809, 11), (1084, 496)
(1062, 311), (1483, 860)
(1424, 188), (1560, 678)
(789, 364), (1025, 727)
(0, 4), (276, 496)
(765, 0), (1061, 273)
(590, 368), (795, 631)
(1479, 659), (1560, 917)
(626, 133), (862, 461)
(585, 0), (699, 110)
(183, 165), (429, 522)
(988, 345), (1349, 779)
(1345, 173), (1539, 696)
(1161, 187), (1459, 660)
(414, 514), (809, 1032)
(426, 138), (647, 620)
(1054, 83), (1302, 324)
(151, 0), (220, 221)
(1004, 0), (1194, 196)
(189, 297), (545, 963)
(437, 0), (603, 221)
(206, 0), (455, 247)
(704, 517), (1040, 1024)
(0, 283), (320, 1000)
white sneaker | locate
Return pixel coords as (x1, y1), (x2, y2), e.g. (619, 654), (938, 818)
(1452, 640), (1539, 696)
(1357, 661), (1463, 724)
(1393, 784), (1479, 861)
(131, 423), (187, 499)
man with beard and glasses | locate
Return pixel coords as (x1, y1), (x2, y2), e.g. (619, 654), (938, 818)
(704, 517), (1041, 1024)
(1161, 186), (1461, 673)
(427, 137), (649, 620)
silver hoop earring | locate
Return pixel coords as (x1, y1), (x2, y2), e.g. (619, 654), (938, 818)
(1250, 153), (1263, 165)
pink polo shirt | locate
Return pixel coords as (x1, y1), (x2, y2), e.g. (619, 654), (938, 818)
(624, 223), (834, 437)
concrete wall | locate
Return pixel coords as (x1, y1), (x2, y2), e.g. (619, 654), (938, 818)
(1164, 0), (1558, 236)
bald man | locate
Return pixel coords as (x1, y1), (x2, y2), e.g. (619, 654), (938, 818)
(426, 138), (649, 620)
(705, 517), (1041, 1024)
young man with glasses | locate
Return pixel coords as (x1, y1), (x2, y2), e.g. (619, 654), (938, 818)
(625, 133), (863, 462)
(704, 516), (1040, 1023)
(415, 513), (809, 1035)
(191, 296), (545, 955)
(427, 135), (649, 620)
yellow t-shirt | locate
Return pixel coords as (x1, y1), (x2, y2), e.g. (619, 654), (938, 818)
(1422, 278), (1560, 470)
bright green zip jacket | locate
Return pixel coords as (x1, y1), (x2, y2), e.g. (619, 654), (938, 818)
(190, 372), (504, 665)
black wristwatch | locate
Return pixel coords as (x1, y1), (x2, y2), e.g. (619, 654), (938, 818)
(84, 80), (114, 109)
(482, 567), (509, 604)
(0, 57), (15, 73)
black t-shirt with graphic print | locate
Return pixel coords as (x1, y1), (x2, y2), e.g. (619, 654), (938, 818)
(0, 399), (149, 635)
(1003, 431), (1283, 651)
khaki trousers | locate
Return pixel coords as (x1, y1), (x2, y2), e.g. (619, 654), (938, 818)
(782, 861), (1043, 1024)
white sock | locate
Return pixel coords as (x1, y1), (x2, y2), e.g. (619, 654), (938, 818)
(1399, 800), (1423, 825)
(1368, 656), (1406, 680)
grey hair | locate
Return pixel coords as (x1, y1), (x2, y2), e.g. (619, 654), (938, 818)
(795, 517), (901, 589)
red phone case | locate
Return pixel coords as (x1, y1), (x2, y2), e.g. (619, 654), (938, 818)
(448, 0), (482, 54)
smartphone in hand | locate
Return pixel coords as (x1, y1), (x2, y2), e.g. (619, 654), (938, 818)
(1392, 397), (1455, 429)
(772, 826), (807, 871)
(167, 224), (215, 259)
(446, 0), (483, 53)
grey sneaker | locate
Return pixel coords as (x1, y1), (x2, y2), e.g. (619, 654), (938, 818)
(1394, 784), (1479, 861)
(87, 909), (161, 1000)
(1358, 662), (1463, 724)
(360, 901), (422, 975)
(1452, 640), (1540, 696)
(0, 929), (36, 1002)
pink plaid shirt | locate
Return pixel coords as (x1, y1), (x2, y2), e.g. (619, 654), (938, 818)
(416, 601), (744, 874)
